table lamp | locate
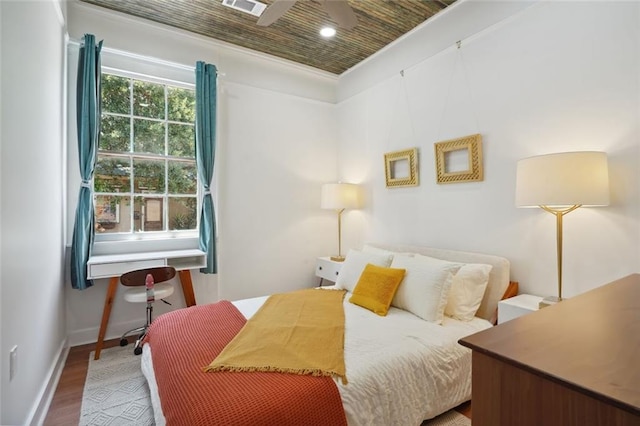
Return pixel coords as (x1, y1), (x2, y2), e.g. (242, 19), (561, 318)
(321, 183), (362, 261)
(515, 151), (609, 307)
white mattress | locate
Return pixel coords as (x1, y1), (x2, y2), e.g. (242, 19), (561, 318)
(142, 291), (491, 425)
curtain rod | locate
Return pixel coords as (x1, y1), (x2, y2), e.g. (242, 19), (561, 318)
(67, 37), (223, 76)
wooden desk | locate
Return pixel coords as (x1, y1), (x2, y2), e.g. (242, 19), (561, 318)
(459, 274), (640, 426)
(88, 249), (206, 360)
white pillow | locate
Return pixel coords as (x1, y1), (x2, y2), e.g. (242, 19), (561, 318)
(362, 244), (414, 259)
(361, 244), (398, 259)
(390, 253), (462, 324)
(335, 249), (393, 293)
(445, 263), (493, 321)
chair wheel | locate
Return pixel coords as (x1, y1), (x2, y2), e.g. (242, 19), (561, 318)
(134, 346), (143, 355)
(120, 338), (128, 347)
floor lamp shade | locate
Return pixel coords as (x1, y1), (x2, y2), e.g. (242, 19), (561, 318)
(516, 151), (609, 208)
(515, 151), (609, 306)
(321, 183), (362, 261)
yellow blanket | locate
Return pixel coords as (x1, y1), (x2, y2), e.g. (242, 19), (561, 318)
(205, 288), (347, 383)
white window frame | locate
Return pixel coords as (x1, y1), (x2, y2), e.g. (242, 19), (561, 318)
(67, 43), (204, 256)
(94, 67), (200, 244)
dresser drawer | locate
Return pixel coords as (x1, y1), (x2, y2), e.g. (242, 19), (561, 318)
(315, 257), (342, 282)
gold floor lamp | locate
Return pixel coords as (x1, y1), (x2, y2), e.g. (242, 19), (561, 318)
(515, 151), (609, 308)
(321, 182), (362, 261)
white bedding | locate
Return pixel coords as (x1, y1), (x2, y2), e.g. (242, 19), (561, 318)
(142, 290), (491, 426)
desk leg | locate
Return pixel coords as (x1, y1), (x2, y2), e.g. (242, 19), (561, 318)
(179, 270), (197, 307)
(94, 277), (119, 360)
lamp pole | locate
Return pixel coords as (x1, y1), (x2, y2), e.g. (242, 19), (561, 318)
(539, 204), (580, 302)
(331, 208), (346, 261)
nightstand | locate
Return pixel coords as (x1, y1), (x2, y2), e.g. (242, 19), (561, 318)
(315, 257), (343, 286)
(497, 294), (543, 324)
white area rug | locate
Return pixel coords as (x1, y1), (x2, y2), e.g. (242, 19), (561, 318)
(80, 345), (470, 426)
(80, 346), (154, 425)
(423, 410), (471, 426)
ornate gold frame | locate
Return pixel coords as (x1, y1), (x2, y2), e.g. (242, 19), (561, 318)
(434, 134), (483, 184)
(384, 148), (419, 188)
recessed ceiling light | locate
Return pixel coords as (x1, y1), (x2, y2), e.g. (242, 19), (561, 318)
(320, 27), (336, 38)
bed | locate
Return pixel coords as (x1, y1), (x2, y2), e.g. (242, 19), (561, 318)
(141, 243), (510, 425)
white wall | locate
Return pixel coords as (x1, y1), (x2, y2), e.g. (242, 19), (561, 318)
(337, 0), (536, 102)
(337, 1), (640, 298)
(0, 1), (67, 424)
(65, 2), (339, 344)
(217, 82), (337, 300)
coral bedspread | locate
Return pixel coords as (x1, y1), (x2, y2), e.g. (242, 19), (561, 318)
(144, 300), (347, 426)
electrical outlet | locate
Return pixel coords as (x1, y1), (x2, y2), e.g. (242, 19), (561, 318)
(10, 345), (17, 381)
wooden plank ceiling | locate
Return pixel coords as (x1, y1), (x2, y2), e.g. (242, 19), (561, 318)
(80, 0), (456, 75)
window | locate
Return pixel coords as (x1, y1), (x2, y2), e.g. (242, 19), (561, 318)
(94, 73), (199, 239)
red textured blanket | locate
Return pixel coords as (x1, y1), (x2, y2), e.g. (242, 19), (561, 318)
(144, 300), (347, 426)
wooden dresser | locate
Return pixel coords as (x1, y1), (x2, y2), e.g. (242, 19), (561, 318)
(459, 274), (640, 426)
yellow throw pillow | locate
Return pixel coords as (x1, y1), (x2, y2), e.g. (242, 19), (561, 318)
(349, 263), (406, 316)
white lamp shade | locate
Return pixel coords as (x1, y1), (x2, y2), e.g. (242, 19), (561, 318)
(321, 183), (362, 210)
(515, 151), (609, 208)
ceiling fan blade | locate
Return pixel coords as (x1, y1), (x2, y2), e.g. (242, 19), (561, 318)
(321, 0), (358, 30)
(257, 0), (297, 26)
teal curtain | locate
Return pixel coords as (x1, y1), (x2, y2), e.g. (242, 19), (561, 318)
(195, 62), (218, 273)
(70, 34), (103, 290)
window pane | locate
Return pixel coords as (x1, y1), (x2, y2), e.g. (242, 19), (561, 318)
(95, 195), (130, 234)
(95, 73), (200, 240)
(95, 156), (131, 193)
(102, 75), (130, 114)
(100, 115), (130, 152)
(133, 159), (165, 194)
(133, 80), (165, 119)
(134, 196), (165, 232)
(168, 87), (195, 123)
(169, 197), (197, 230)
(168, 123), (195, 158)
(134, 118), (165, 155)
(168, 161), (197, 194)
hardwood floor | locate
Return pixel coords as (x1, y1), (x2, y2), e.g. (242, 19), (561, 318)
(43, 338), (472, 424)
(457, 401), (472, 419)
(43, 338), (122, 426)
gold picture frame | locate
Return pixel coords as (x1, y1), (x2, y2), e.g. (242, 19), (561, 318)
(384, 148), (419, 188)
(434, 134), (483, 184)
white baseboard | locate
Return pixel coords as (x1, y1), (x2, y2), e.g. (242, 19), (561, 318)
(29, 319), (148, 424)
(27, 339), (69, 426)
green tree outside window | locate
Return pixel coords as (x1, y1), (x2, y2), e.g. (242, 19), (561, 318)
(95, 73), (198, 235)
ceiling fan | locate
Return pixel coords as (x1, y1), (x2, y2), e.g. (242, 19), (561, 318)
(257, 0), (358, 30)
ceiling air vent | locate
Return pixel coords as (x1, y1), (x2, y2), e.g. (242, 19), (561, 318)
(221, 0), (267, 17)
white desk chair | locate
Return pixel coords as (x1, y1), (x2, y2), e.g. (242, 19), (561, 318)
(119, 266), (176, 355)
